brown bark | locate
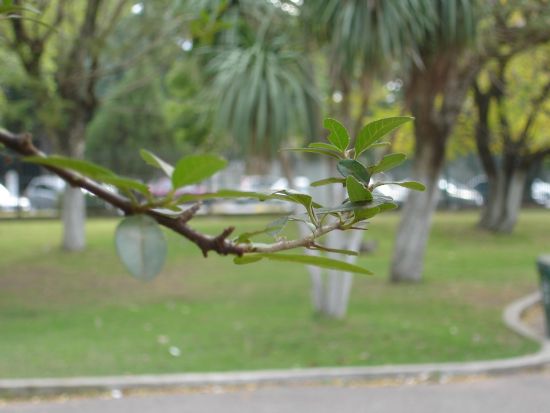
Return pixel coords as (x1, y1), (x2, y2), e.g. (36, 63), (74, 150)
(390, 51), (482, 283)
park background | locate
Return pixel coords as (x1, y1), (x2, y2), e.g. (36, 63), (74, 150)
(0, 0), (549, 379)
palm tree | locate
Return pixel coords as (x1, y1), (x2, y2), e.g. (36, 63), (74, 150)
(311, 0), (480, 284)
(194, 0), (319, 174)
(389, 1), (480, 282)
(206, 34), (318, 174)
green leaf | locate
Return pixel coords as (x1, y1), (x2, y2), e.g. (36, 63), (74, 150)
(271, 190), (317, 224)
(233, 255), (263, 264)
(373, 181), (426, 191)
(99, 176), (150, 196)
(368, 153), (407, 175)
(354, 207), (380, 222)
(337, 159), (371, 184)
(316, 194), (396, 214)
(323, 118), (350, 152)
(310, 177), (345, 187)
(115, 215), (167, 281)
(236, 216), (289, 243)
(172, 154), (227, 189)
(234, 253), (373, 275)
(25, 155), (115, 179)
(176, 189), (270, 204)
(378, 202), (398, 212)
(266, 216), (289, 237)
(310, 245), (358, 256)
(355, 117), (413, 157)
(308, 142), (343, 153)
(140, 149), (174, 177)
(25, 155), (149, 195)
(282, 147), (342, 159)
(345, 176), (373, 202)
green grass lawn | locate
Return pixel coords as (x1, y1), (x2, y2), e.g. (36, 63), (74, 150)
(0, 210), (548, 378)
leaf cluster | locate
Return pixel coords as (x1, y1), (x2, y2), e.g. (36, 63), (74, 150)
(20, 117), (424, 281)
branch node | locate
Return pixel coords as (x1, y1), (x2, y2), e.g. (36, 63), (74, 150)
(178, 203), (201, 224)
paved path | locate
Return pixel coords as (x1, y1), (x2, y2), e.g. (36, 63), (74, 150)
(4, 371), (550, 413)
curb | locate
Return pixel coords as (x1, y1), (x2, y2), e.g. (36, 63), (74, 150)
(2, 292), (549, 397)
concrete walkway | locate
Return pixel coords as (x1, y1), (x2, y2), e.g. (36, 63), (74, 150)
(4, 371), (550, 413)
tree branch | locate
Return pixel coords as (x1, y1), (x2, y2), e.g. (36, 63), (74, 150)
(472, 80), (497, 179)
(0, 129), (351, 259)
(518, 78), (550, 146)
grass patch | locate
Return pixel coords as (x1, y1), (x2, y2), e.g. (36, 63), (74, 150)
(0, 210), (547, 378)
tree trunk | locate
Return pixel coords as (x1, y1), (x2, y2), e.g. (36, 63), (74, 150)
(496, 167), (527, 232)
(300, 222), (364, 319)
(62, 186), (86, 251)
(482, 164), (527, 233)
(390, 50), (478, 283)
(300, 180), (365, 319)
(390, 137), (444, 282)
(60, 122), (87, 251)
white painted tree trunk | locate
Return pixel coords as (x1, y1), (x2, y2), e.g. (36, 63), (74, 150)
(299, 179), (365, 319)
(62, 186), (86, 251)
(300, 223), (364, 318)
(61, 124), (87, 251)
(390, 143), (442, 283)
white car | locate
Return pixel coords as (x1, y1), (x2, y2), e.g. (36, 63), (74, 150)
(0, 183), (30, 211)
(531, 179), (550, 208)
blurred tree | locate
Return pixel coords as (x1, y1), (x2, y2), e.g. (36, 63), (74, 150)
(0, 0), (185, 250)
(191, 0), (319, 175)
(299, 0), (436, 316)
(87, 58), (217, 178)
(473, 44), (550, 232)
(390, 0), (480, 283)
(86, 65), (170, 178)
(391, 0), (550, 282)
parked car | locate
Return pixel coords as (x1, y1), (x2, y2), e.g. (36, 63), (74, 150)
(24, 175), (65, 210)
(0, 183), (31, 212)
(148, 176), (207, 197)
(467, 175), (489, 204)
(374, 183), (409, 205)
(531, 178), (550, 208)
(25, 175), (120, 213)
(438, 178), (483, 209)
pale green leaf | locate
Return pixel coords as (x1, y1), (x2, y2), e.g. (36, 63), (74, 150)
(236, 216), (289, 243)
(176, 189), (270, 204)
(310, 177), (345, 187)
(234, 253), (373, 275)
(115, 215), (167, 281)
(140, 149), (174, 177)
(282, 147), (342, 159)
(308, 142), (343, 153)
(373, 181), (426, 191)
